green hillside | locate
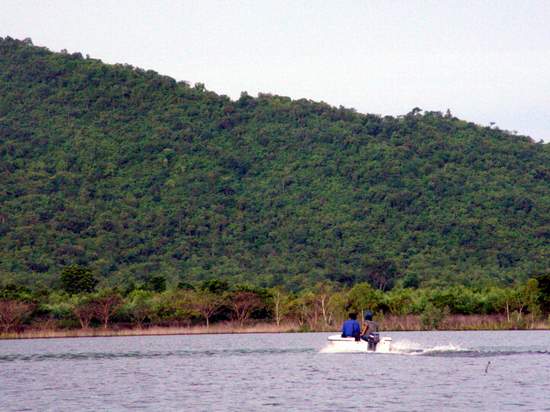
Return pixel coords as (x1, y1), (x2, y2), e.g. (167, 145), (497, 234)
(1, 37), (549, 290)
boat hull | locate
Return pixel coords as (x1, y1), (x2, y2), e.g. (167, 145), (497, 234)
(326, 334), (392, 353)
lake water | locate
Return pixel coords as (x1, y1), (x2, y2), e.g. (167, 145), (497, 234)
(1, 331), (549, 411)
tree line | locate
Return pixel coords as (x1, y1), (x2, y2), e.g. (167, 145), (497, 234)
(1, 266), (549, 334)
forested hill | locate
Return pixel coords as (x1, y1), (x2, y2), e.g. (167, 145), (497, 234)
(1, 37), (549, 291)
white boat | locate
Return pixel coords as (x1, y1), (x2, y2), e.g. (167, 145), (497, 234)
(326, 334), (393, 353)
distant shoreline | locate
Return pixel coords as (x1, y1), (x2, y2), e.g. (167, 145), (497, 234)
(2, 315), (548, 340)
(1, 323), (302, 340)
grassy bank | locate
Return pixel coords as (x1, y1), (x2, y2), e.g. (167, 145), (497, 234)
(0, 322), (301, 340)
(2, 315), (548, 340)
(380, 314), (549, 331)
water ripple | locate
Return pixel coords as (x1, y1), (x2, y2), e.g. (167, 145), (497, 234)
(418, 349), (550, 358)
(2, 332), (549, 411)
(0, 347), (315, 363)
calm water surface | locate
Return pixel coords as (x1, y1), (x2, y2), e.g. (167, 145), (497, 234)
(1, 331), (549, 411)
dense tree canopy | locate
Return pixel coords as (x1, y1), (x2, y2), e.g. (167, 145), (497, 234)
(1, 37), (549, 290)
(60, 265), (98, 294)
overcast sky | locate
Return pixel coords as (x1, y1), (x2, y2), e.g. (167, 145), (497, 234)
(2, 0), (549, 141)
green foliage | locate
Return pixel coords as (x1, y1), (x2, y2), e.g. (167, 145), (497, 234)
(149, 290), (196, 324)
(482, 287), (511, 315)
(1, 37), (550, 291)
(69, 293), (96, 328)
(402, 274), (420, 289)
(144, 275), (166, 293)
(269, 287), (292, 326)
(420, 303), (449, 330)
(60, 265), (98, 295)
(0, 284), (32, 301)
(200, 280), (230, 294)
(1, 278), (548, 333)
(347, 283), (384, 313)
(122, 290), (154, 326)
(428, 286), (484, 314)
(191, 289), (226, 327)
(520, 278), (541, 321)
(535, 274), (550, 313)
(384, 288), (415, 315)
(177, 281), (195, 290)
(41, 291), (73, 320)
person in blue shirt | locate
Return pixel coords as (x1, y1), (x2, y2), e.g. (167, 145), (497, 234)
(341, 312), (361, 340)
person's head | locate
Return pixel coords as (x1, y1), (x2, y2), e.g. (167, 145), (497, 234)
(348, 312), (357, 320)
(364, 311), (373, 321)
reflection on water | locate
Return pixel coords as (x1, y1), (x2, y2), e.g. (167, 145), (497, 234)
(1, 331), (549, 411)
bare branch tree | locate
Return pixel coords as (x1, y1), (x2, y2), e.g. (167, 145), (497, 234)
(313, 282), (334, 328)
(271, 287), (291, 327)
(93, 293), (122, 329)
(192, 291), (225, 328)
(0, 300), (33, 333)
(72, 301), (95, 329)
(230, 291), (262, 327)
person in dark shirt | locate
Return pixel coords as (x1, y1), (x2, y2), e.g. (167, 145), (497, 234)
(341, 312), (361, 341)
(361, 311), (380, 351)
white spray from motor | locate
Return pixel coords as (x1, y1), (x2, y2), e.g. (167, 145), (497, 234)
(320, 337), (466, 355)
(389, 340), (466, 355)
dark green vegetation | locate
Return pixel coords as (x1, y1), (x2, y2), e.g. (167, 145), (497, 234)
(1, 37), (549, 293)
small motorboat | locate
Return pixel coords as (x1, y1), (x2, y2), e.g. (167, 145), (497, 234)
(326, 334), (393, 353)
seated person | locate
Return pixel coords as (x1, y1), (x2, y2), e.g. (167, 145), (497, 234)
(361, 311), (380, 351)
(341, 312), (361, 341)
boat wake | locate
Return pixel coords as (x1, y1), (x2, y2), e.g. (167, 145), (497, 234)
(389, 339), (468, 355)
(319, 345), (370, 354)
(319, 339), (550, 357)
(319, 339), (469, 356)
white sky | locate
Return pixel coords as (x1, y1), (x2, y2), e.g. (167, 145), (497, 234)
(2, 0), (550, 141)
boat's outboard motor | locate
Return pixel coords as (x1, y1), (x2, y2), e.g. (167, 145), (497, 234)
(363, 311), (380, 351)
